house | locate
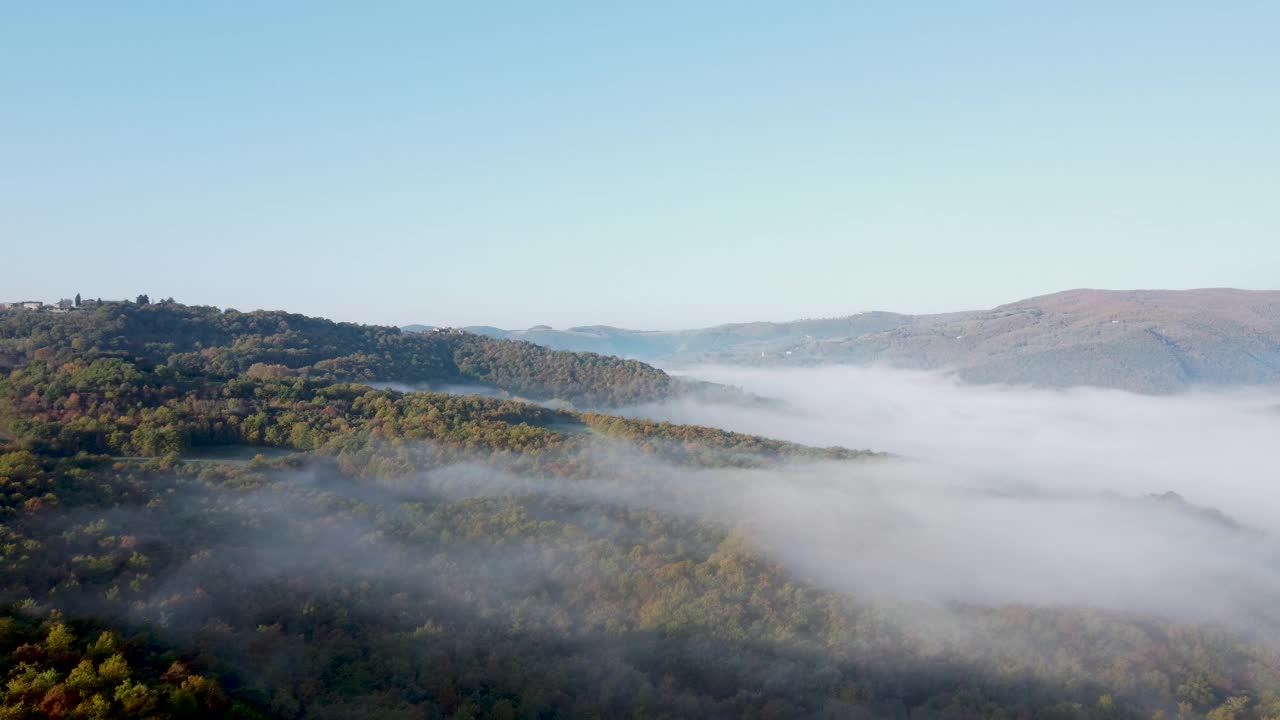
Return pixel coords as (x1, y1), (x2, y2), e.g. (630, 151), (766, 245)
(14, 301), (43, 311)
(56, 298), (75, 310)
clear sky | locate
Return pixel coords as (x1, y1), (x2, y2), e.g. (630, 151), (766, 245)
(2, 2), (1277, 329)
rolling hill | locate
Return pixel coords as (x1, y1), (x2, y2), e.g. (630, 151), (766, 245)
(819, 288), (1280, 393)
(5, 297), (1279, 719)
(0, 301), (679, 409)
(416, 289), (1280, 393)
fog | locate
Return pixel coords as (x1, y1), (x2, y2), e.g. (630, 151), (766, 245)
(146, 432), (1277, 628)
(645, 365), (1280, 528)
(19, 365), (1280, 695)
(607, 365), (1280, 624)
(136, 366), (1280, 626)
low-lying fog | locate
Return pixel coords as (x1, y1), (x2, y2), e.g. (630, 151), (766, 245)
(613, 366), (1280, 623)
(45, 366), (1280, 644)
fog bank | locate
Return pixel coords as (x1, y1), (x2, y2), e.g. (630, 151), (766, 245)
(644, 365), (1280, 529)
(585, 365), (1280, 622)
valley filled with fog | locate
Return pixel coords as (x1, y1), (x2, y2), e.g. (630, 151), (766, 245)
(8, 1), (1280, 715)
(617, 366), (1280, 625)
(6, 301), (1280, 718)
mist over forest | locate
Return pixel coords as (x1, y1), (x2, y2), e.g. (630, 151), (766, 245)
(2, 299), (1280, 720)
(644, 365), (1280, 526)
(629, 366), (1280, 621)
(7, 0), (1280, 715)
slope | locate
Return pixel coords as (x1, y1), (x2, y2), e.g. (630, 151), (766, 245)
(0, 301), (677, 408)
(424, 289), (1280, 393)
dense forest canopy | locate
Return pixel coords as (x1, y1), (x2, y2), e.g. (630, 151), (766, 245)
(1, 302), (1278, 719)
(0, 301), (676, 409)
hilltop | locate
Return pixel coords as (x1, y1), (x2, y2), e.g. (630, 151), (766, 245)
(816, 288), (1280, 393)
(0, 300), (678, 409)
(440, 312), (913, 364)
(430, 289), (1280, 393)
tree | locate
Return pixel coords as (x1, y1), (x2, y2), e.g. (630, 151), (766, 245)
(1205, 697), (1252, 720)
(74, 293), (81, 307)
(136, 294), (150, 306)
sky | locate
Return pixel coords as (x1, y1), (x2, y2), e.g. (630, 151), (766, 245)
(2, 2), (1278, 329)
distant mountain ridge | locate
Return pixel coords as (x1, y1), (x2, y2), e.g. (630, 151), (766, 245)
(450, 312), (916, 362)
(829, 288), (1280, 393)
(409, 289), (1280, 393)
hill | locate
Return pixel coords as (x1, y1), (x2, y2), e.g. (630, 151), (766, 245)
(2, 298), (1278, 719)
(0, 301), (677, 408)
(431, 289), (1280, 393)
(447, 312), (914, 363)
(816, 289), (1280, 393)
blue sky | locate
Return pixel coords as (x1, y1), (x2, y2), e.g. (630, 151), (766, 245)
(3, 2), (1277, 328)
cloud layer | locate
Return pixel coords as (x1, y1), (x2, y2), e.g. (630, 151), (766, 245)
(613, 366), (1280, 623)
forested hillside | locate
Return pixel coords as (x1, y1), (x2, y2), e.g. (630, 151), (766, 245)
(0, 301), (675, 409)
(1, 301), (1278, 719)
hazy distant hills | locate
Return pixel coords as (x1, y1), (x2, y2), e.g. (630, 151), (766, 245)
(411, 289), (1280, 393)
(406, 313), (913, 364)
(826, 289), (1280, 393)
